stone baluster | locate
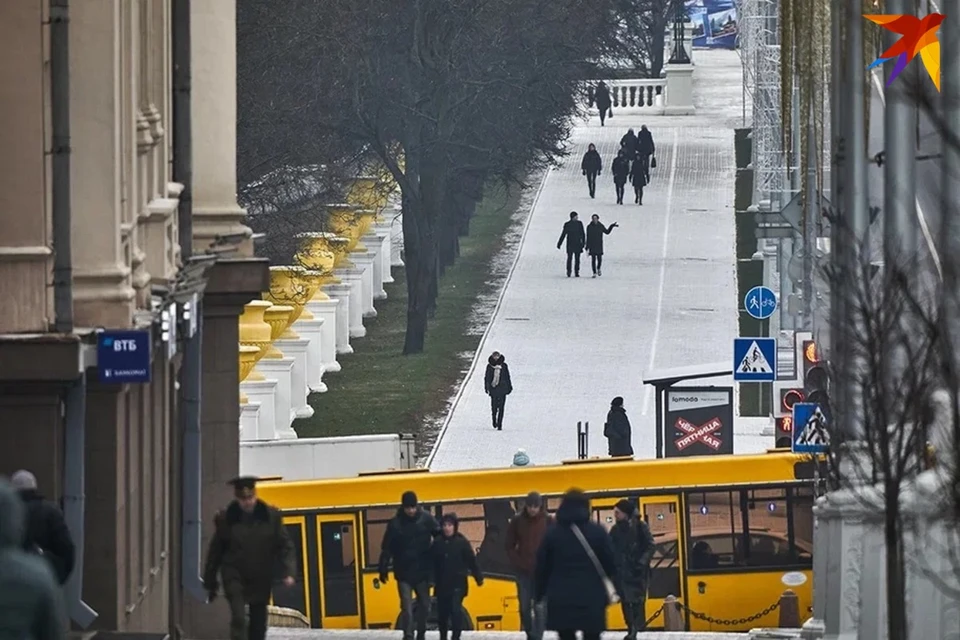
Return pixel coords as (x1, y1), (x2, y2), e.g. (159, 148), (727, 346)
(257, 305), (296, 439)
(238, 301), (278, 441)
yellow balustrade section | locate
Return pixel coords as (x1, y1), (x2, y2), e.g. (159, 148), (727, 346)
(296, 232), (351, 270)
(239, 300), (273, 382)
(326, 204), (378, 253)
(265, 266), (313, 331)
(239, 344), (260, 404)
(263, 305), (295, 359)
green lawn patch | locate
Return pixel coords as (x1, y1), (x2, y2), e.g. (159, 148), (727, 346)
(295, 184), (525, 451)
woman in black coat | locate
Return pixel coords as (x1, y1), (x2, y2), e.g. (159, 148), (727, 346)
(484, 351), (513, 430)
(604, 396), (634, 456)
(611, 151), (630, 205)
(629, 159), (646, 205)
(581, 144), (603, 198)
(594, 81), (612, 126)
(432, 513), (483, 640)
(585, 215), (618, 278)
(534, 489), (618, 640)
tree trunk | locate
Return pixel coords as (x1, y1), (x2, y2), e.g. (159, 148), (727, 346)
(651, 18), (667, 78)
(884, 486), (908, 640)
(401, 192), (436, 354)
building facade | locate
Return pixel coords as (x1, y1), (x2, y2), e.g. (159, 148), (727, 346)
(0, 1), (266, 637)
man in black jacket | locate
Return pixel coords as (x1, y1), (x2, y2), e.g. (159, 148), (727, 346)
(11, 469), (75, 585)
(609, 499), (655, 639)
(556, 211), (586, 277)
(637, 125), (656, 183)
(581, 144), (602, 198)
(379, 491), (441, 640)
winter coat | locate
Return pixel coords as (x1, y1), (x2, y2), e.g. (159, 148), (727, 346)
(557, 219), (586, 253)
(432, 529), (482, 596)
(505, 509), (552, 576)
(620, 132), (639, 159)
(629, 160), (647, 189)
(611, 157), (630, 185)
(378, 507), (440, 584)
(609, 515), (655, 602)
(604, 406), (634, 456)
(18, 488), (75, 585)
(0, 480), (64, 640)
(484, 354), (513, 397)
(534, 494), (618, 633)
(585, 221), (614, 256)
(638, 129), (655, 156)
(594, 83), (612, 111)
(203, 499), (296, 604)
(581, 150), (602, 176)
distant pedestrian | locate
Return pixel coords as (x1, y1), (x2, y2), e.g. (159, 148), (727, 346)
(620, 128), (639, 161)
(534, 489), (618, 640)
(629, 158), (647, 205)
(0, 477), (64, 640)
(581, 144), (602, 198)
(637, 125), (656, 183)
(203, 476), (296, 640)
(556, 211), (586, 277)
(379, 491), (440, 640)
(484, 351), (513, 431)
(432, 513), (483, 640)
(512, 448), (532, 467)
(506, 492), (551, 640)
(609, 499), (655, 639)
(604, 396), (634, 456)
(594, 81), (612, 126)
(11, 469), (75, 585)
(611, 151), (630, 205)
(585, 215), (618, 278)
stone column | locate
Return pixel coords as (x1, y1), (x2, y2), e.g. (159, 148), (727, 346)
(257, 356), (295, 439)
(322, 283), (353, 354)
(351, 248), (378, 318)
(305, 294), (341, 373)
(363, 231), (388, 299)
(238, 401), (261, 441)
(189, 0), (252, 256)
(276, 337), (312, 420)
(664, 63), (696, 116)
(373, 220), (396, 285)
(293, 316), (327, 393)
(333, 265), (366, 338)
(239, 379), (277, 440)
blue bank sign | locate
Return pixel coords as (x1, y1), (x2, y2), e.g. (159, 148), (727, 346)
(97, 330), (152, 384)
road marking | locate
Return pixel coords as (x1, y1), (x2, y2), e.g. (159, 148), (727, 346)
(642, 127), (680, 416)
(869, 69), (943, 279)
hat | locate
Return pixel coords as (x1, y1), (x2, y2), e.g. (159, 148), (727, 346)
(615, 499), (636, 516)
(401, 491), (418, 508)
(228, 476), (258, 498)
(512, 449), (531, 467)
(524, 491), (543, 508)
(441, 513), (459, 527)
(612, 396), (624, 407)
(10, 470), (37, 491)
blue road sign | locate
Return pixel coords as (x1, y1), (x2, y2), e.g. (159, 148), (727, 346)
(97, 330), (152, 384)
(733, 337), (777, 382)
(744, 285), (778, 320)
(792, 402), (829, 453)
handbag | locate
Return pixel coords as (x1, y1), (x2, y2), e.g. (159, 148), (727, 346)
(570, 525), (620, 605)
(650, 156), (657, 169)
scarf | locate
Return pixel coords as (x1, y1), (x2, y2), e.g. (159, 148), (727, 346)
(491, 364), (502, 387)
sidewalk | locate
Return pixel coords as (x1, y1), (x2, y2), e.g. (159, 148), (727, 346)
(429, 51), (753, 470)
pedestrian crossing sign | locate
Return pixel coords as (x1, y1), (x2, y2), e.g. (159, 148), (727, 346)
(733, 337), (777, 382)
(792, 402), (829, 453)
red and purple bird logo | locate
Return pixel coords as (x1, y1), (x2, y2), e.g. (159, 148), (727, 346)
(864, 13), (945, 91)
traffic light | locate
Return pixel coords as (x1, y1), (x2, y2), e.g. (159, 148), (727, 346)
(775, 416), (793, 445)
(802, 342), (831, 421)
(780, 388), (804, 414)
(801, 340), (819, 380)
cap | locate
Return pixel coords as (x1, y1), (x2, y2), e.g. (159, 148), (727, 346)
(11, 470), (37, 491)
(401, 490), (418, 508)
(615, 499), (636, 516)
(512, 449), (531, 467)
(612, 396), (624, 407)
(228, 476), (258, 498)
(524, 491), (542, 508)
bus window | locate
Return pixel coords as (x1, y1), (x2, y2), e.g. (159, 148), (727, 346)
(593, 506), (616, 531)
(789, 487), (814, 565)
(273, 522), (308, 618)
(363, 507), (396, 566)
(745, 488), (793, 566)
(686, 490), (745, 569)
(439, 499), (515, 576)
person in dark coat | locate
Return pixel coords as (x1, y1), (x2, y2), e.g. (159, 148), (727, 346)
(609, 500), (655, 639)
(484, 351), (513, 430)
(432, 513), (483, 640)
(556, 211), (586, 277)
(585, 215), (618, 278)
(379, 491), (441, 640)
(581, 144), (602, 198)
(203, 476), (296, 640)
(534, 489), (618, 640)
(604, 396), (634, 456)
(620, 128), (639, 161)
(505, 492), (552, 640)
(0, 478), (64, 640)
(594, 81), (612, 126)
(637, 125), (656, 183)
(629, 158), (647, 205)
(11, 469), (76, 585)
(611, 151), (630, 205)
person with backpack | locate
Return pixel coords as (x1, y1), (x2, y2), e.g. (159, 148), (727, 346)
(580, 144), (602, 198)
(432, 513), (483, 640)
(609, 499), (655, 639)
(11, 469), (75, 585)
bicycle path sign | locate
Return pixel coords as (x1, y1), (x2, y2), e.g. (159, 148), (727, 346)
(744, 285), (778, 320)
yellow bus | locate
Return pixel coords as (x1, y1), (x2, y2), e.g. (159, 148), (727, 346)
(257, 451), (819, 633)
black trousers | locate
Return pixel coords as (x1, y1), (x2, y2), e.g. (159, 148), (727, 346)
(621, 597), (648, 636)
(599, 107), (608, 126)
(566, 251), (581, 276)
(436, 588), (466, 640)
(586, 172), (597, 197)
(591, 253), (603, 274)
(490, 394), (506, 430)
(615, 182), (626, 204)
(398, 580), (431, 640)
(634, 183), (644, 204)
(227, 595), (267, 640)
(638, 154), (651, 182)
(557, 632), (600, 640)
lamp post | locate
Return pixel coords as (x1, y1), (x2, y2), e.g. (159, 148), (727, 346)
(668, 0), (690, 65)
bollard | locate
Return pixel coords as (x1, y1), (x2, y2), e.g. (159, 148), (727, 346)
(663, 595), (685, 631)
(778, 589), (801, 628)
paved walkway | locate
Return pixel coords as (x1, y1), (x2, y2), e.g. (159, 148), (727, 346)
(428, 51), (753, 470)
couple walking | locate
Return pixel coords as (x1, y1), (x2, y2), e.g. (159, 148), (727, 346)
(557, 211), (619, 277)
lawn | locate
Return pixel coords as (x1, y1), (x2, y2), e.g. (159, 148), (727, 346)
(295, 184), (526, 452)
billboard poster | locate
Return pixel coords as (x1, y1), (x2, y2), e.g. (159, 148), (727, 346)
(664, 386), (735, 457)
(685, 0), (738, 49)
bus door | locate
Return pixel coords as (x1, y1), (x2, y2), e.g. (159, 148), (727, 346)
(638, 495), (685, 628)
(314, 514), (362, 628)
(275, 516), (313, 623)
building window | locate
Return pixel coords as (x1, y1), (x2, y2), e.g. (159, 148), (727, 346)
(686, 490), (745, 570)
(439, 499), (516, 576)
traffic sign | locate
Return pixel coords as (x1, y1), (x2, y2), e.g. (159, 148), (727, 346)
(733, 338), (777, 382)
(792, 402), (829, 453)
(744, 285), (778, 320)
(97, 330), (152, 384)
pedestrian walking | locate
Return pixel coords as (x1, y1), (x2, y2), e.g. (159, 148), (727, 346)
(585, 215), (618, 277)
(629, 158), (646, 205)
(620, 128), (639, 161)
(581, 144), (602, 198)
(556, 211), (586, 277)
(604, 396), (634, 456)
(505, 492), (551, 640)
(609, 499), (655, 639)
(378, 491), (440, 640)
(611, 151), (630, 205)
(11, 469), (76, 585)
(534, 489), (618, 640)
(484, 350), (513, 430)
(203, 476), (296, 640)
(594, 81), (612, 126)
(432, 513), (483, 640)
(637, 125), (656, 183)
(0, 477), (64, 640)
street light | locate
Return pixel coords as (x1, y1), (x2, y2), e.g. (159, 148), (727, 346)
(668, 0), (691, 65)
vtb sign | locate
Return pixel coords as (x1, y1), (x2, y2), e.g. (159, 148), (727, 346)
(97, 330), (152, 384)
